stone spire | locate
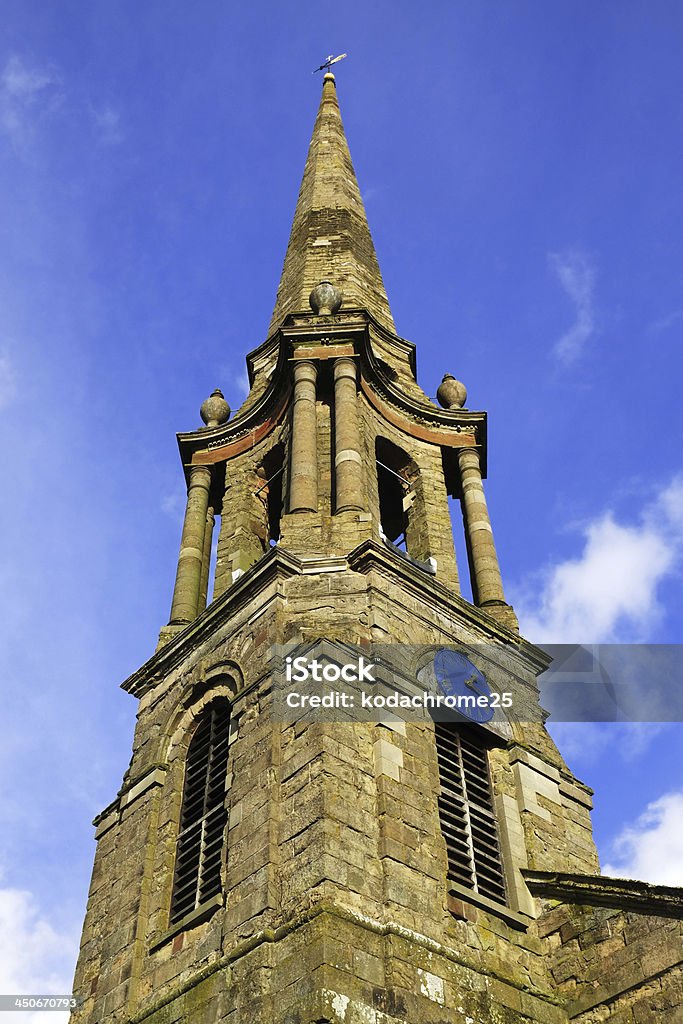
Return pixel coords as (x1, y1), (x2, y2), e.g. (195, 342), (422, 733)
(269, 73), (396, 334)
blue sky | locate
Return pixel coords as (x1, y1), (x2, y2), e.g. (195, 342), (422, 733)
(1, 1), (682, 1014)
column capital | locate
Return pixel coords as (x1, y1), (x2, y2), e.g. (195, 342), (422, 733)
(292, 359), (318, 383)
(458, 447), (482, 467)
(187, 463), (212, 488)
(333, 355), (358, 382)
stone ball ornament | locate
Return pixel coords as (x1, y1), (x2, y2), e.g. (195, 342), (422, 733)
(437, 373), (467, 410)
(200, 388), (231, 427)
(309, 280), (343, 315)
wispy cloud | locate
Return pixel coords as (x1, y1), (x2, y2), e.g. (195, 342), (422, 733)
(1, 56), (124, 154)
(0, 348), (17, 409)
(547, 721), (667, 768)
(0, 54), (63, 150)
(90, 103), (123, 147)
(602, 791), (683, 885)
(548, 249), (597, 365)
(0, 876), (78, 1023)
(161, 490), (184, 521)
(362, 185), (381, 204)
(214, 366), (251, 411)
(237, 370), (250, 396)
(648, 308), (683, 334)
(514, 476), (683, 643)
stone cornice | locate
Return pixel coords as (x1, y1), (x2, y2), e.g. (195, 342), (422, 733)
(347, 539), (551, 674)
(127, 899), (564, 1024)
(176, 310), (489, 475)
(523, 870), (683, 917)
(274, 307), (417, 374)
(121, 547), (302, 698)
(122, 540), (550, 700)
(175, 338), (291, 475)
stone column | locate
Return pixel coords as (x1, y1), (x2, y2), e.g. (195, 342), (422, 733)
(458, 448), (506, 607)
(198, 506), (215, 611)
(289, 360), (318, 513)
(169, 465), (212, 624)
(333, 357), (364, 512)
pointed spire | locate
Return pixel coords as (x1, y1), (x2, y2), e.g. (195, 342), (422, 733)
(269, 73), (396, 334)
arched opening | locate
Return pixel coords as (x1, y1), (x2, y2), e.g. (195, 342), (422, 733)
(375, 437), (418, 554)
(256, 442), (285, 548)
(169, 698), (231, 924)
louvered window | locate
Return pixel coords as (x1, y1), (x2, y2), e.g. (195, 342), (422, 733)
(170, 699), (231, 924)
(435, 723), (506, 904)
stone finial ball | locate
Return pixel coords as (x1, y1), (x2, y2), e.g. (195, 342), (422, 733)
(437, 373), (467, 410)
(309, 280), (343, 315)
(200, 388), (231, 427)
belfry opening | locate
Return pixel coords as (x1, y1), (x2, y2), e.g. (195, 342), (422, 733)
(70, 71), (683, 1024)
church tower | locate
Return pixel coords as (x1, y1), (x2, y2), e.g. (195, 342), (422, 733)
(71, 74), (683, 1024)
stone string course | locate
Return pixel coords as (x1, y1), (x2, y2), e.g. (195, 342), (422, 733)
(70, 73), (683, 1024)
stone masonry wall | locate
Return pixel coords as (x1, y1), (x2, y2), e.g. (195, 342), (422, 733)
(536, 894), (683, 1022)
(72, 555), (603, 1024)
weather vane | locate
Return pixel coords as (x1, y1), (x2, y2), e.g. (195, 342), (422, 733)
(313, 53), (348, 74)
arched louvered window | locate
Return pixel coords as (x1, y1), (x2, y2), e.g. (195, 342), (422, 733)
(170, 698), (231, 924)
(435, 723), (506, 904)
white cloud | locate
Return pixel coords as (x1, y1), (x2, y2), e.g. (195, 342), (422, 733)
(0, 55), (62, 149)
(549, 249), (597, 365)
(0, 880), (78, 1024)
(161, 490), (184, 524)
(649, 308), (683, 333)
(362, 185), (380, 204)
(91, 104), (123, 146)
(547, 722), (667, 768)
(237, 370), (250, 396)
(1, 56), (57, 101)
(603, 792), (683, 885)
(0, 55), (124, 154)
(0, 349), (17, 409)
(515, 477), (683, 643)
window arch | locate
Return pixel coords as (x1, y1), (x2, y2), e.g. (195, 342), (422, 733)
(260, 443), (285, 547)
(435, 723), (506, 904)
(170, 698), (231, 924)
(375, 437), (417, 552)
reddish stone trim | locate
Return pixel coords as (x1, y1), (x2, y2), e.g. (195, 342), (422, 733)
(360, 378), (477, 449)
(191, 395), (289, 465)
(290, 343), (356, 360)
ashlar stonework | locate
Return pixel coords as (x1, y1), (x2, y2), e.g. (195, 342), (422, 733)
(70, 73), (683, 1024)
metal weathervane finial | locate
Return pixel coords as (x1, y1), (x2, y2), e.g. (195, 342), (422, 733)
(313, 53), (348, 74)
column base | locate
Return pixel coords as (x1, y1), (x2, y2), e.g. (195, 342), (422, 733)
(479, 600), (519, 634)
(156, 623), (188, 650)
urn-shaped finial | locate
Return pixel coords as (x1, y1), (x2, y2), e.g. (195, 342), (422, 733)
(437, 373), (467, 410)
(200, 388), (231, 427)
(309, 280), (343, 315)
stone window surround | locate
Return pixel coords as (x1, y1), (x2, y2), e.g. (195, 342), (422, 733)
(374, 717), (539, 925)
(146, 683), (240, 953)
